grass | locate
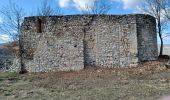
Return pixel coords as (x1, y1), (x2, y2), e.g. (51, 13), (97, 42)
(0, 60), (170, 100)
(0, 72), (18, 81)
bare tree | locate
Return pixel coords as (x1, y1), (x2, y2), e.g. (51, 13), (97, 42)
(162, 0), (170, 19)
(159, 0), (170, 50)
(81, 0), (113, 14)
(37, 0), (62, 16)
(140, 0), (168, 56)
(0, 1), (24, 41)
(0, 1), (27, 73)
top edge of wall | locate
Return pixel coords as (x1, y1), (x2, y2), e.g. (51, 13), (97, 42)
(24, 14), (155, 20)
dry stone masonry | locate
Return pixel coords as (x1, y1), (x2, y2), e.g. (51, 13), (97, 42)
(21, 14), (158, 72)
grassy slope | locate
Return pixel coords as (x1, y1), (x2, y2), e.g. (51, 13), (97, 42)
(0, 60), (170, 100)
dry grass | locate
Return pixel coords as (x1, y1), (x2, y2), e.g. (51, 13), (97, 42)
(0, 59), (170, 100)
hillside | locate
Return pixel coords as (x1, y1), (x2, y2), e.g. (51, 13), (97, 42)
(0, 42), (18, 57)
(0, 42), (18, 70)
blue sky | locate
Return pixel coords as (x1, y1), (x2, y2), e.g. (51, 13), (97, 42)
(0, 0), (138, 16)
(0, 0), (169, 44)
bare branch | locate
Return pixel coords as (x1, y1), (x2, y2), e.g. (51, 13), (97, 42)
(139, 0), (169, 56)
(0, 0), (25, 41)
(37, 0), (62, 16)
(81, 0), (113, 14)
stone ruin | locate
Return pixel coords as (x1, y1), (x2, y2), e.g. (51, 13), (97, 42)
(20, 14), (158, 72)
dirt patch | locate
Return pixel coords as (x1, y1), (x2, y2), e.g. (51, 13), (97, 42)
(35, 59), (169, 80)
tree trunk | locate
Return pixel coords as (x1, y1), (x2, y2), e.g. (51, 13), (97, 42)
(158, 17), (163, 56)
(17, 19), (27, 74)
(19, 34), (27, 74)
(159, 35), (163, 56)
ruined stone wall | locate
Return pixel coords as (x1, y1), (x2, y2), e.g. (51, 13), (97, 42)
(21, 14), (158, 72)
(136, 15), (158, 61)
(21, 16), (86, 72)
(82, 15), (139, 68)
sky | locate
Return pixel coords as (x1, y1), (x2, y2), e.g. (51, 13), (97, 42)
(0, 0), (169, 44)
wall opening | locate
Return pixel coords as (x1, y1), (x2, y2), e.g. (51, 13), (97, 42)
(36, 18), (42, 33)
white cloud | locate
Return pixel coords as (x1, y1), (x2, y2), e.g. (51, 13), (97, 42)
(112, 0), (142, 10)
(58, 0), (71, 8)
(121, 0), (141, 9)
(58, 0), (142, 11)
(72, 0), (95, 11)
(58, 0), (95, 11)
(0, 34), (11, 43)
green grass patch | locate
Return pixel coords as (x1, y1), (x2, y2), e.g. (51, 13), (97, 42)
(0, 72), (19, 81)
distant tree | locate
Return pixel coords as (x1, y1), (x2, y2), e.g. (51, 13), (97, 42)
(0, 0), (27, 74)
(140, 0), (169, 56)
(37, 0), (62, 16)
(81, 0), (113, 14)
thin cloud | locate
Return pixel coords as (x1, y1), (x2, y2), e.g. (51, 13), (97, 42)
(163, 34), (170, 40)
(0, 34), (11, 43)
(0, 17), (2, 23)
(58, 0), (103, 11)
(58, 0), (142, 11)
(73, 0), (95, 11)
(121, 0), (141, 9)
